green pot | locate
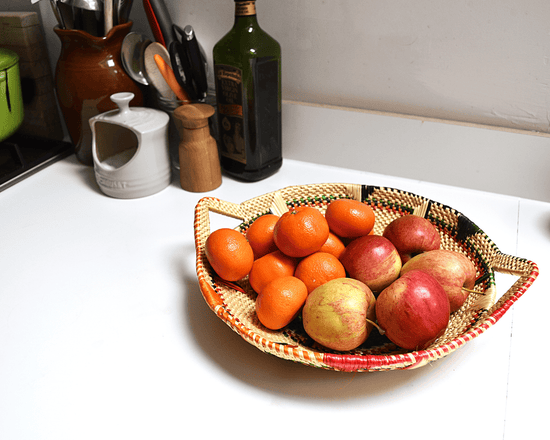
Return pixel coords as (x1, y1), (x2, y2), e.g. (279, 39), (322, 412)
(0, 48), (24, 142)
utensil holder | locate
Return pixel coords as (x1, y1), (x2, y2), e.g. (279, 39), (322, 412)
(54, 21), (143, 165)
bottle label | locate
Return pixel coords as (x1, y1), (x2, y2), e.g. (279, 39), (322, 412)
(235, 1), (256, 16)
(215, 64), (247, 164)
(250, 57), (281, 163)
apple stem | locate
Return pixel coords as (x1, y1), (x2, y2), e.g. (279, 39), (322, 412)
(366, 318), (385, 335)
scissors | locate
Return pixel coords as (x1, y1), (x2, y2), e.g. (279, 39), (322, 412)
(169, 24), (208, 101)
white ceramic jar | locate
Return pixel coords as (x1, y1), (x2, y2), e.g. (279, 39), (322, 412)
(90, 92), (171, 198)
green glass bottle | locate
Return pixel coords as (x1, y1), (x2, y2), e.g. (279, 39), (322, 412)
(213, 0), (282, 182)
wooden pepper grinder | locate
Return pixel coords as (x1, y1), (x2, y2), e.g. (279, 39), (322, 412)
(173, 103), (222, 192)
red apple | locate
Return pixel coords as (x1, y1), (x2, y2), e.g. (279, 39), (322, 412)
(339, 235), (401, 293)
(400, 249), (477, 313)
(376, 269), (450, 350)
(303, 278), (376, 351)
(382, 215), (441, 264)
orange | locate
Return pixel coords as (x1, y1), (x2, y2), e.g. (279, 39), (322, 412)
(246, 214), (279, 259)
(325, 199), (375, 238)
(248, 250), (299, 294)
(320, 231), (346, 259)
(255, 276), (308, 330)
(294, 252), (347, 294)
(205, 228), (254, 282)
(273, 207), (330, 257)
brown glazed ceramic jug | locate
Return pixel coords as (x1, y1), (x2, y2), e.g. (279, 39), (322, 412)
(54, 22), (143, 165)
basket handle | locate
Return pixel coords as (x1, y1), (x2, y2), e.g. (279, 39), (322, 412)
(491, 252), (537, 277)
(193, 197), (248, 310)
(473, 252), (539, 312)
(197, 197), (248, 221)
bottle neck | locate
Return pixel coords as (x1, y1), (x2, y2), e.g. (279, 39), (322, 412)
(234, 1), (259, 27)
(235, 1), (257, 18)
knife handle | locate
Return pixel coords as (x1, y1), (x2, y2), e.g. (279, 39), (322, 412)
(183, 26), (208, 98)
(169, 42), (198, 101)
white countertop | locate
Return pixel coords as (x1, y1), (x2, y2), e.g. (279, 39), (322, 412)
(1, 126), (548, 439)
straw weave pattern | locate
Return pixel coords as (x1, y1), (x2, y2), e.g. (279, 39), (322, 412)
(193, 183), (538, 372)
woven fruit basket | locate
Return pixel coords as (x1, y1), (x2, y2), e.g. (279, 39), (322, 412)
(193, 183), (539, 372)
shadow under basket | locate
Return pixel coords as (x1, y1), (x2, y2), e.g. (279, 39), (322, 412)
(193, 183), (539, 372)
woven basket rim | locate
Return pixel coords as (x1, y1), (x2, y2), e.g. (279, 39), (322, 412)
(193, 182), (539, 372)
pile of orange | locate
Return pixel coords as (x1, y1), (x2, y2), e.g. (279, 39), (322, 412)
(204, 199), (376, 330)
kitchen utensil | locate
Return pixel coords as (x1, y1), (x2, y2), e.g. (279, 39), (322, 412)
(72, 0), (103, 36)
(57, 0), (75, 30)
(143, 42), (176, 100)
(168, 39), (198, 101)
(173, 103), (221, 192)
(142, 0), (164, 46)
(147, 0), (173, 48)
(171, 24), (208, 101)
(121, 31), (151, 85)
(194, 183), (539, 372)
(116, 0), (133, 24)
(49, 0), (65, 28)
(180, 25), (208, 99)
(153, 54), (190, 102)
(0, 48), (24, 142)
(170, 26), (194, 98)
(104, 0), (113, 35)
(90, 92), (171, 198)
(73, 9), (101, 36)
(72, 0), (102, 12)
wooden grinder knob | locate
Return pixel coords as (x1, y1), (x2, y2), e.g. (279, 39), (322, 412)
(173, 103), (222, 192)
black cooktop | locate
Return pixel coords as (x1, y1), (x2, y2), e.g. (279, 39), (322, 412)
(0, 133), (74, 192)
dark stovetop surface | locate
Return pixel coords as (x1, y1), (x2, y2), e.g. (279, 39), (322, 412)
(0, 133), (74, 192)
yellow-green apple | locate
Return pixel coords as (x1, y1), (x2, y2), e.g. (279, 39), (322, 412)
(376, 269), (450, 350)
(382, 215), (441, 263)
(339, 235), (401, 293)
(303, 278), (376, 351)
(400, 249), (477, 313)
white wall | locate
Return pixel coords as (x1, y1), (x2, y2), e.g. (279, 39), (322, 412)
(180, 1), (550, 134)
(30, 0), (550, 134)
